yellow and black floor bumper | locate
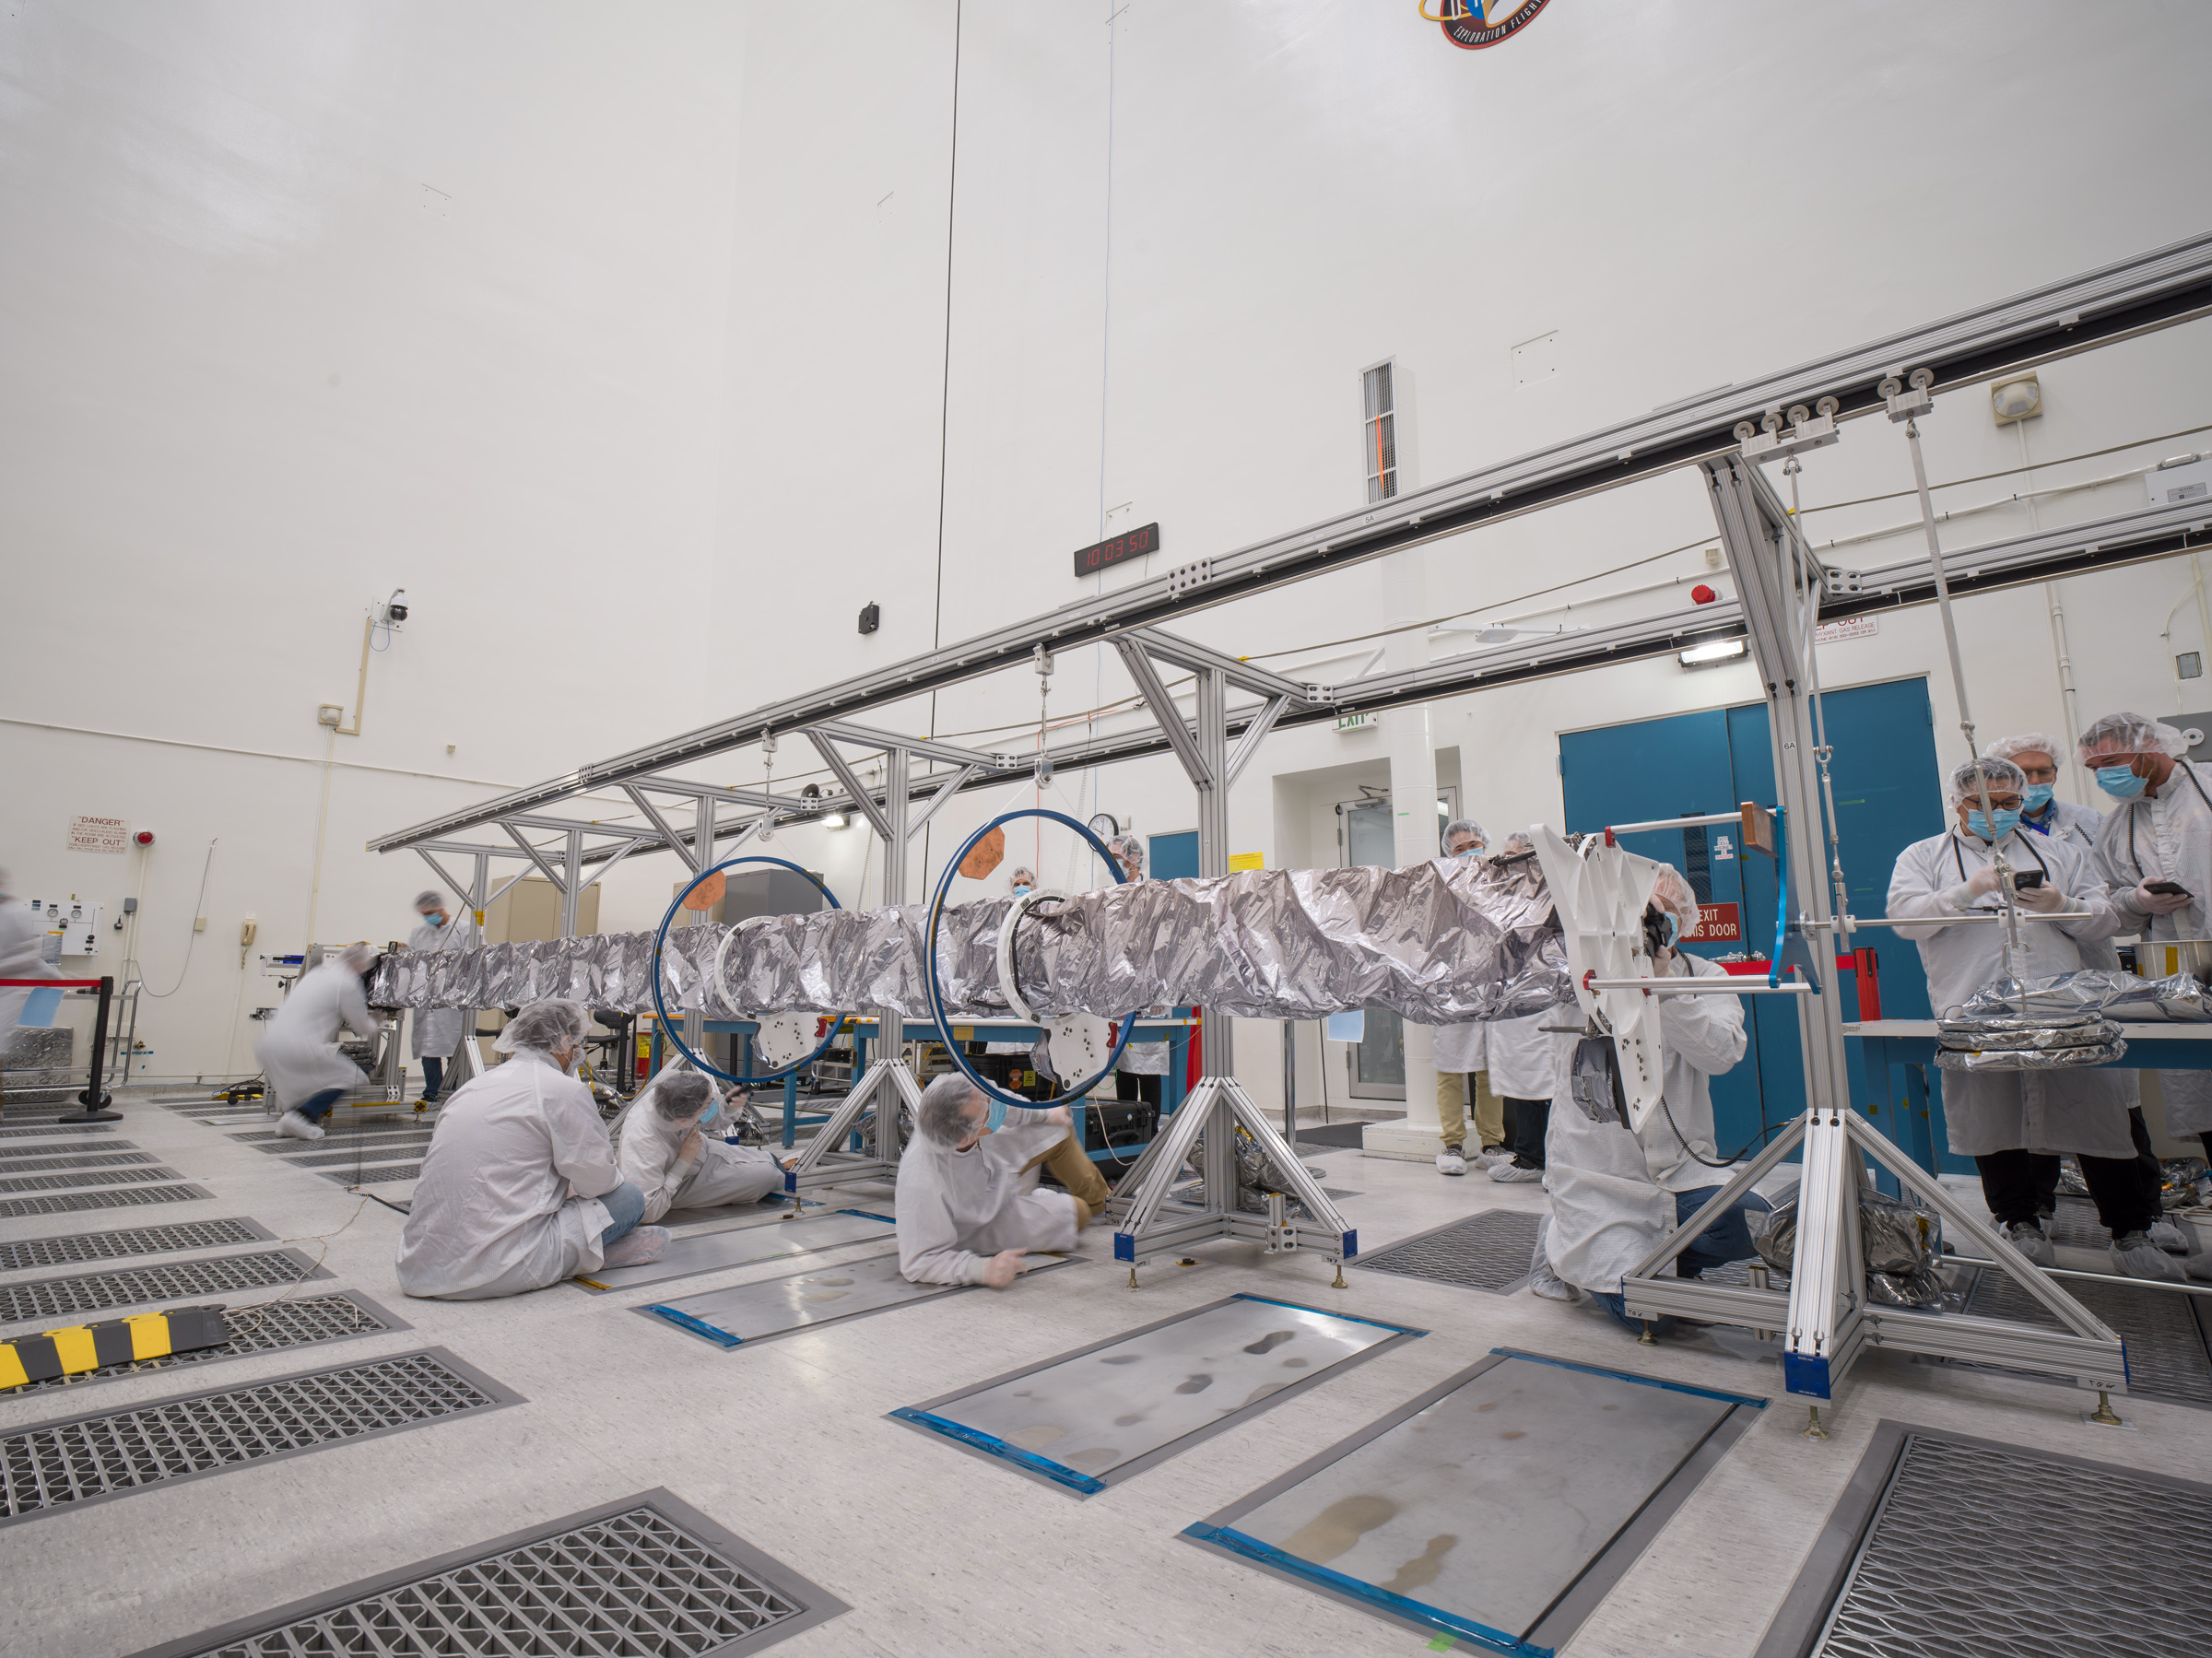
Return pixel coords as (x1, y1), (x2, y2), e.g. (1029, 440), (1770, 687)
(0, 1303), (230, 1387)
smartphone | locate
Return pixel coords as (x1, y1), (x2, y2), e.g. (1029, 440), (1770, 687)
(2147, 879), (2194, 898)
(2011, 872), (2045, 890)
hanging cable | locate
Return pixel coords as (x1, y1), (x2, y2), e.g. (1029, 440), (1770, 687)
(139, 840), (217, 998)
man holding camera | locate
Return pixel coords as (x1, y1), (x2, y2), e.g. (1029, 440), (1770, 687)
(1888, 756), (2176, 1280)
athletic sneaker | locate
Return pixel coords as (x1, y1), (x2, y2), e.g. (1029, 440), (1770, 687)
(276, 1110), (324, 1141)
(2001, 1219), (2054, 1267)
(602, 1226), (671, 1268)
(1489, 1161), (1543, 1183)
(1436, 1146), (1468, 1177)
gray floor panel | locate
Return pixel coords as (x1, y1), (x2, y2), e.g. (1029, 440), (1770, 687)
(0, 1218), (276, 1273)
(0, 1249), (330, 1325)
(643, 1252), (1072, 1349)
(0, 1164), (182, 1195)
(127, 1488), (847, 1658)
(893, 1294), (1422, 1495)
(0, 1182), (212, 1218)
(0, 1158), (158, 1184)
(1184, 1348), (1763, 1652)
(0, 1346), (515, 1526)
(1756, 1421), (2212, 1657)
(1345, 1208), (1545, 1295)
(1960, 1265), (2212, 1404)
(574, 1208), (897, 1293)
(0, 1290), (406, 1398)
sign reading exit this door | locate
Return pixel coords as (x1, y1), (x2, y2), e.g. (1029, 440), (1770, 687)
(1683, 902), (1740, 944)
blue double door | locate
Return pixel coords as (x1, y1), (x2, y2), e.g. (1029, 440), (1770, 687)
(1558, 676), (1947, 1160)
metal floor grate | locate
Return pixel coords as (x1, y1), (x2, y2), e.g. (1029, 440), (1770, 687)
(0, 1347), (512, 1525)
(233, 1128), (431, 1152)
(0, 1164), (182, 1194)
(324, 1163), (420, 1184)
(0, 1124), (114, 1140)
(0, 1183), (211, 1219)
(2049, 1194), (2107, 1249)
(0, 1218), (271, 1272)
(0, 1136), (139, 1156)
(1961, 1267), (2212, 1404)
(273, 1146), (429, 1170)
(0, 1150), (158, 1175)
(0, 1250), (326, 1325)
(1, 1292), (399, 1398)
(1347, 1208), (1544, 1294)
(135, 1491), (844, 1658)
(1805, 1430), (2212, 1656)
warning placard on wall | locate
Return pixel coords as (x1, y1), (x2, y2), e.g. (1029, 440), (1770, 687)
(1683, 901), (1740, 943)
(67, 816), (129, 854)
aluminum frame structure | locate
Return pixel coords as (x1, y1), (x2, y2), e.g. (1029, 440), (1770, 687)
(367, 230), (2212, 1296)
(1617, 453), (2125, 1407)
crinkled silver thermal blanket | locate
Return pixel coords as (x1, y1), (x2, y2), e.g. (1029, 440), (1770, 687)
(1936, 1041), (2128, 1072)
(1954, 969), (2212, 1024)
(1751, 1190), (1946, 1307)
(367, 858), (1571, 1023)
(1936, 1017), (2123, 1052)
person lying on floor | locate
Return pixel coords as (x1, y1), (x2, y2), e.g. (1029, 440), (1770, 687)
(615, 1068), (784, 1220)
(897, 1072), (1112, 1287)
(395, 998), (666, 1298)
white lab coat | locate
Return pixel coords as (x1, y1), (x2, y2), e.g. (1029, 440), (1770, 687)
(1432, 1019), (1482, 1075)
(395, 1048), (623, 1299)
(255, 961), (379, 1112)
(2023, 796), (2105, 858)
(1888, 825), (2136, 1158)
(1543, 955), (1747, 1295)
(2091, 761), (2212, 1134)
(0, 905), (60, 1042)
(1457, 1008), (1558, 1100)
(895, 1109), (1078, 1284)
(406, 916), (478, 1060)
(614, 1099), (782, 1222)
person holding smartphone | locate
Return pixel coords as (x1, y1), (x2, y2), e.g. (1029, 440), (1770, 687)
(1889, 758), (2178, 1281)
(2081, 713), (2212, 1181)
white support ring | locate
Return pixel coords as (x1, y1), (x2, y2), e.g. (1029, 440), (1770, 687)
(994, 888), (1065, 1025)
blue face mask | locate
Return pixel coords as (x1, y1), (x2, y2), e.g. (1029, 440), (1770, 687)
(2022, 783), (2054, 814)
(2097, 766), (2147, 800)
(1967, 808), (2022, 841)
(696, 1099), (721, 1129)
(1453, 847), (1481, 860)
(1011, 886), (1031, 898)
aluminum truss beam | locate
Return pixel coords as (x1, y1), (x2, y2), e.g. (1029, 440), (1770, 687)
(371, 232), (2212, 856)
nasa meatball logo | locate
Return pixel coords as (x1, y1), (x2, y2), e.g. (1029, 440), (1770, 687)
(1425, 0), (1552, 50)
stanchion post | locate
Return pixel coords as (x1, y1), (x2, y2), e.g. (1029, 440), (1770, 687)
(65, 975), (123, 1123)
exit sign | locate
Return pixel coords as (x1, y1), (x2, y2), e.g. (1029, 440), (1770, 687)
(1073, 522), (1160, 578)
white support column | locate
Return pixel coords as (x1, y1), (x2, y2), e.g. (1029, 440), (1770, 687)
(1365, 547), (1442, 1162)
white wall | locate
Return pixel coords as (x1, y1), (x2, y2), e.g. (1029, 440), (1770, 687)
(6, 0), (2211, 1085)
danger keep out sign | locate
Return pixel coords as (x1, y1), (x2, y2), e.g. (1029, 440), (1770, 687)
(67, 816), (130, 854)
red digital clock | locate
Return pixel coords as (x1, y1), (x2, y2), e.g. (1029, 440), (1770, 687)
(1072, 523), (1160, 579)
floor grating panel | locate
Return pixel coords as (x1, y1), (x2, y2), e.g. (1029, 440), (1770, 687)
(0, 1291), (402, 1397)
(130, 1490), (845, 1658)
(1961, 1266), (2212, 1404)
(0, 1183), (212, 1218)
(0, 1124), (115, 1141)
(0, 1250), (329, 1325)
(323, 1163), (420, 1184)
(0, 1164), (182, 1194)
(1346, 1208), (1544, 1295)
(270, 1146), (431, 1170)
(232, 1128), (431, 1153)
(0, 1219), (274, 1273)
(0, 1150), (158, 1175)
(1760, 1424), (2212, 1658)
(2049, 1194), (2108, 1249)
(0, 1346), (512, 1525)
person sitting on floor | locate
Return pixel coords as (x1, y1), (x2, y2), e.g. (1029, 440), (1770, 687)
(614, 1068), (783, 1221)
(896, 1072), (1112, 1287)
(395, 998), (665, 1299)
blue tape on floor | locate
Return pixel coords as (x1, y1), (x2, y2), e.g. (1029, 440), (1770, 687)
(643, 1304), (744, 1348)
(1490, 1347), (1768, 1409)
(1182, 1523), (1545, 1655)
(888, 1406), (1107, 1495)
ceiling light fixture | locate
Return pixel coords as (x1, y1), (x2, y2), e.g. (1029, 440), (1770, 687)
(1677, 638), (1747, 669)
(1991, 372), (2041, 425)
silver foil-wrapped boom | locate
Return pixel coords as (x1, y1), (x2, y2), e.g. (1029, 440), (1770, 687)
(366, 856), (1571, 1024)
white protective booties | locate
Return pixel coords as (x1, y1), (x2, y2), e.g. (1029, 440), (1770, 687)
(276, 1111), (325, 1141)
(602, 1226), (671, 1268)
(1436, 1147), (1468, 1177)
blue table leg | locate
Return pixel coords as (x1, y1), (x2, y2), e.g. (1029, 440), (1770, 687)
(782, 1072), (798, 1150)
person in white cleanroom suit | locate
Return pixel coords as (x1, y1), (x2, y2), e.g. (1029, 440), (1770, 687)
(613, 1068), (782, 1221)
(1486, 833), (1566, 1185)
(2081, 712), (2212, 1187)
(1534, 864), (1763, 1333)
(0, 869), (62, 1050)
(406, 888), (478, 1106)
(1431, 819), (1509, 1176)
(896, 1072), (1112, 1287)
(1984, 733), (2105, 857)
(1105, 834), (1173, 1107)
(256, 942), (382, 1141)
(1890, 754), (2177, 1281)
(396, 998), (665, 1299)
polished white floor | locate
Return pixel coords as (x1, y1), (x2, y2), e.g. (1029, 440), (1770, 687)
(5, 1090), (2206, 1658)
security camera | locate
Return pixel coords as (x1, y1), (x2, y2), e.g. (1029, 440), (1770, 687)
(382, 589), (409, 625)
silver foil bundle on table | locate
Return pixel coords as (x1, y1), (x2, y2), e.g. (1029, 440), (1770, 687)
(1953, 968), (2212, 1024)
(366, 857), (1572, 1025)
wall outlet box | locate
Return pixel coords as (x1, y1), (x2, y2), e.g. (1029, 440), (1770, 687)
(317, 704), (344, 726)
(194, 916), (207, 932)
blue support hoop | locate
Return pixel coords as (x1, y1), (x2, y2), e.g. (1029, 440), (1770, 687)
(924, 809), (1143, 1111)
(649, 855), (849, 1086)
